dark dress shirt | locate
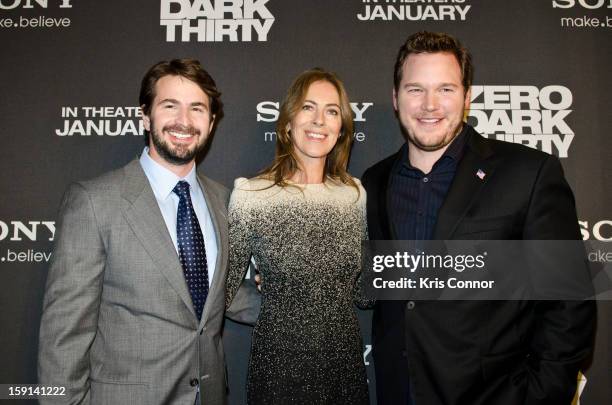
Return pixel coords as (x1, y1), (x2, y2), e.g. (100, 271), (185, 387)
(388, 125), (469, 241)
(386, 125), (468, 404)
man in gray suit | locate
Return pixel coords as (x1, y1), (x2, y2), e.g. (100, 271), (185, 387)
(38, 59), (258, 404)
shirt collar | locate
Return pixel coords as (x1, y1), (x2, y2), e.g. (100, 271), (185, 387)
(443, 123), (469, 163)
(139, 146), (199, 200)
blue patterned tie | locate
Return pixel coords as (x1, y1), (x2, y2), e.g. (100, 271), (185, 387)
(173, 181), (209, 320)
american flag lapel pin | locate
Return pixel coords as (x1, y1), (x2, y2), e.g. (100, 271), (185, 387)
(476, 169), (486, 180)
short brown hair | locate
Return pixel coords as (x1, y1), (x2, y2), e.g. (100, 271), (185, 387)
(139, 58), (221, 118)
(259, 68), (357, 190)
(394, 31), (473, 92)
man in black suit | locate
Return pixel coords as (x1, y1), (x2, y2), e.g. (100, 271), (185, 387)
(362, 31), (595, 405)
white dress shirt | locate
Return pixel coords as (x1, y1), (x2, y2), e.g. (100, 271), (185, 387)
(139, 147), (218, 285)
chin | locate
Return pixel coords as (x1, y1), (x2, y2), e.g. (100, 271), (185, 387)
(411, 136), (446, 149)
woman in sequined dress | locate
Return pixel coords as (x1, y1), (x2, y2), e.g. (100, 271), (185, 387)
(225, 68), (370, 404)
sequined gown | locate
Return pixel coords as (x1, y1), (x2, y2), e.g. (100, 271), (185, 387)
(226, 177), (370, 405)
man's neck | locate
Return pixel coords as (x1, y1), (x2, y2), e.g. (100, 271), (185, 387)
(407, 143), (450, 175)
(148, 148), (195, 178)
(407, 124), (466, 174)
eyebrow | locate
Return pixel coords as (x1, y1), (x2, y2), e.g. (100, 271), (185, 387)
(304, 99), (341, 109)
(403, 82), (460, 88)
(157, 98), (209, 108)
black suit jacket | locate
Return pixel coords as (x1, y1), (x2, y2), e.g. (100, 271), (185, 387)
(362, 126), (595, 405)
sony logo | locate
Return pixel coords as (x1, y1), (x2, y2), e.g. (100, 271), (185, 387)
(0, 221), (56, 241)
(0, 0), (71, 10)
(256, 102), (374, 123)
(553, 0), (612, 8)
(580, 220), (612, 241)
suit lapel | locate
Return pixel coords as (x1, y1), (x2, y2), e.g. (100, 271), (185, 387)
(379, 153), (400, 240)
(382, 168), (397, 240)
(197, 174), (228, 327)
(120, 159), (196, 318)
(434, 130), (496, 239)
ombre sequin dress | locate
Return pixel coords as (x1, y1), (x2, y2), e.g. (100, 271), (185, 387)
(226, 177), (370, 405)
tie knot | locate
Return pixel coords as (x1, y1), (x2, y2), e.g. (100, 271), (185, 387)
(173, 180), (191, 199)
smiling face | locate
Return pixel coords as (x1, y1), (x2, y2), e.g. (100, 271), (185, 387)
(288, 80), (343, 168)
(142, 75), (215, 168)
(393, 52), (470, 152)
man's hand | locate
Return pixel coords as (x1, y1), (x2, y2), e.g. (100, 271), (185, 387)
(254, 273), (262, 292)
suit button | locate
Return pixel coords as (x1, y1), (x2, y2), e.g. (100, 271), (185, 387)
(407, 301), (415, 310)
(190, 378), (199, 387)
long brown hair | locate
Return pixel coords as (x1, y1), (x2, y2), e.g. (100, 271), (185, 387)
(259, 68), (358, 191)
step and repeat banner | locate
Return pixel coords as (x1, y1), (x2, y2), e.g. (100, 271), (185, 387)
(0, 1), (610, 404)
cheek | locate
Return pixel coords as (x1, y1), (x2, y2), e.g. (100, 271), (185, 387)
(444, 98), (464, 112)
(330, 115), (343, 133)
(194, 115), (210, 129)
(287, 117), (302, 134)
(151, 110), (173, 126)
(330, 123), (342, 136)
(291, 111), (309, 127)
(398, 101), (416, 116)
(289, 131), (300, 146)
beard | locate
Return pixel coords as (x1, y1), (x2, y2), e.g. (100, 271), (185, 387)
(403, 120), (464, 152)
(149, 122), (203, 165)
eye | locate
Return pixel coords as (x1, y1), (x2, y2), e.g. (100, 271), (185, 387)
(164, 104), (176, 109)
(326, 108), (340, 116)
(192, 106), (204, 112)
(407, 88), (423, 94)
(440, 87), (455, 93)
(301, 104), (314, 111)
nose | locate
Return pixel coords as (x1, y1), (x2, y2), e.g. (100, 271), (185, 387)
(313, 108), (324, 126)
(176, 106), (191, 126)
(423, 91), (439, 112)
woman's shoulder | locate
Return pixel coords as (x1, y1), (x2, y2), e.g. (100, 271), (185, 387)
(230, 176), (280, 204)
(353, 177), (366, 196)
(351, 176), (364, 189)
(345, 177), (367, 216)
(232, 176), (275, 191)
(323, 176), (366, 204)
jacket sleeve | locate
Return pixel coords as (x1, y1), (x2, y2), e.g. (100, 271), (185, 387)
(38, 183), (106, 404)
(522, 155), (596, 405)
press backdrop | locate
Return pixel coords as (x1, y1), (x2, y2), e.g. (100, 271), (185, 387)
(0, 1), (610, 404)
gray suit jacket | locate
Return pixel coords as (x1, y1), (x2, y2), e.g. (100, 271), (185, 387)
(38, 159), (259, 405)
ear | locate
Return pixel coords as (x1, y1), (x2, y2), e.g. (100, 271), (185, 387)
(463, 87), (471, 117)
(392, 88), (398, 112)
(141, 105), (151, 132)
(208, 114), (216, 134)
(285, 122), (292, 135)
